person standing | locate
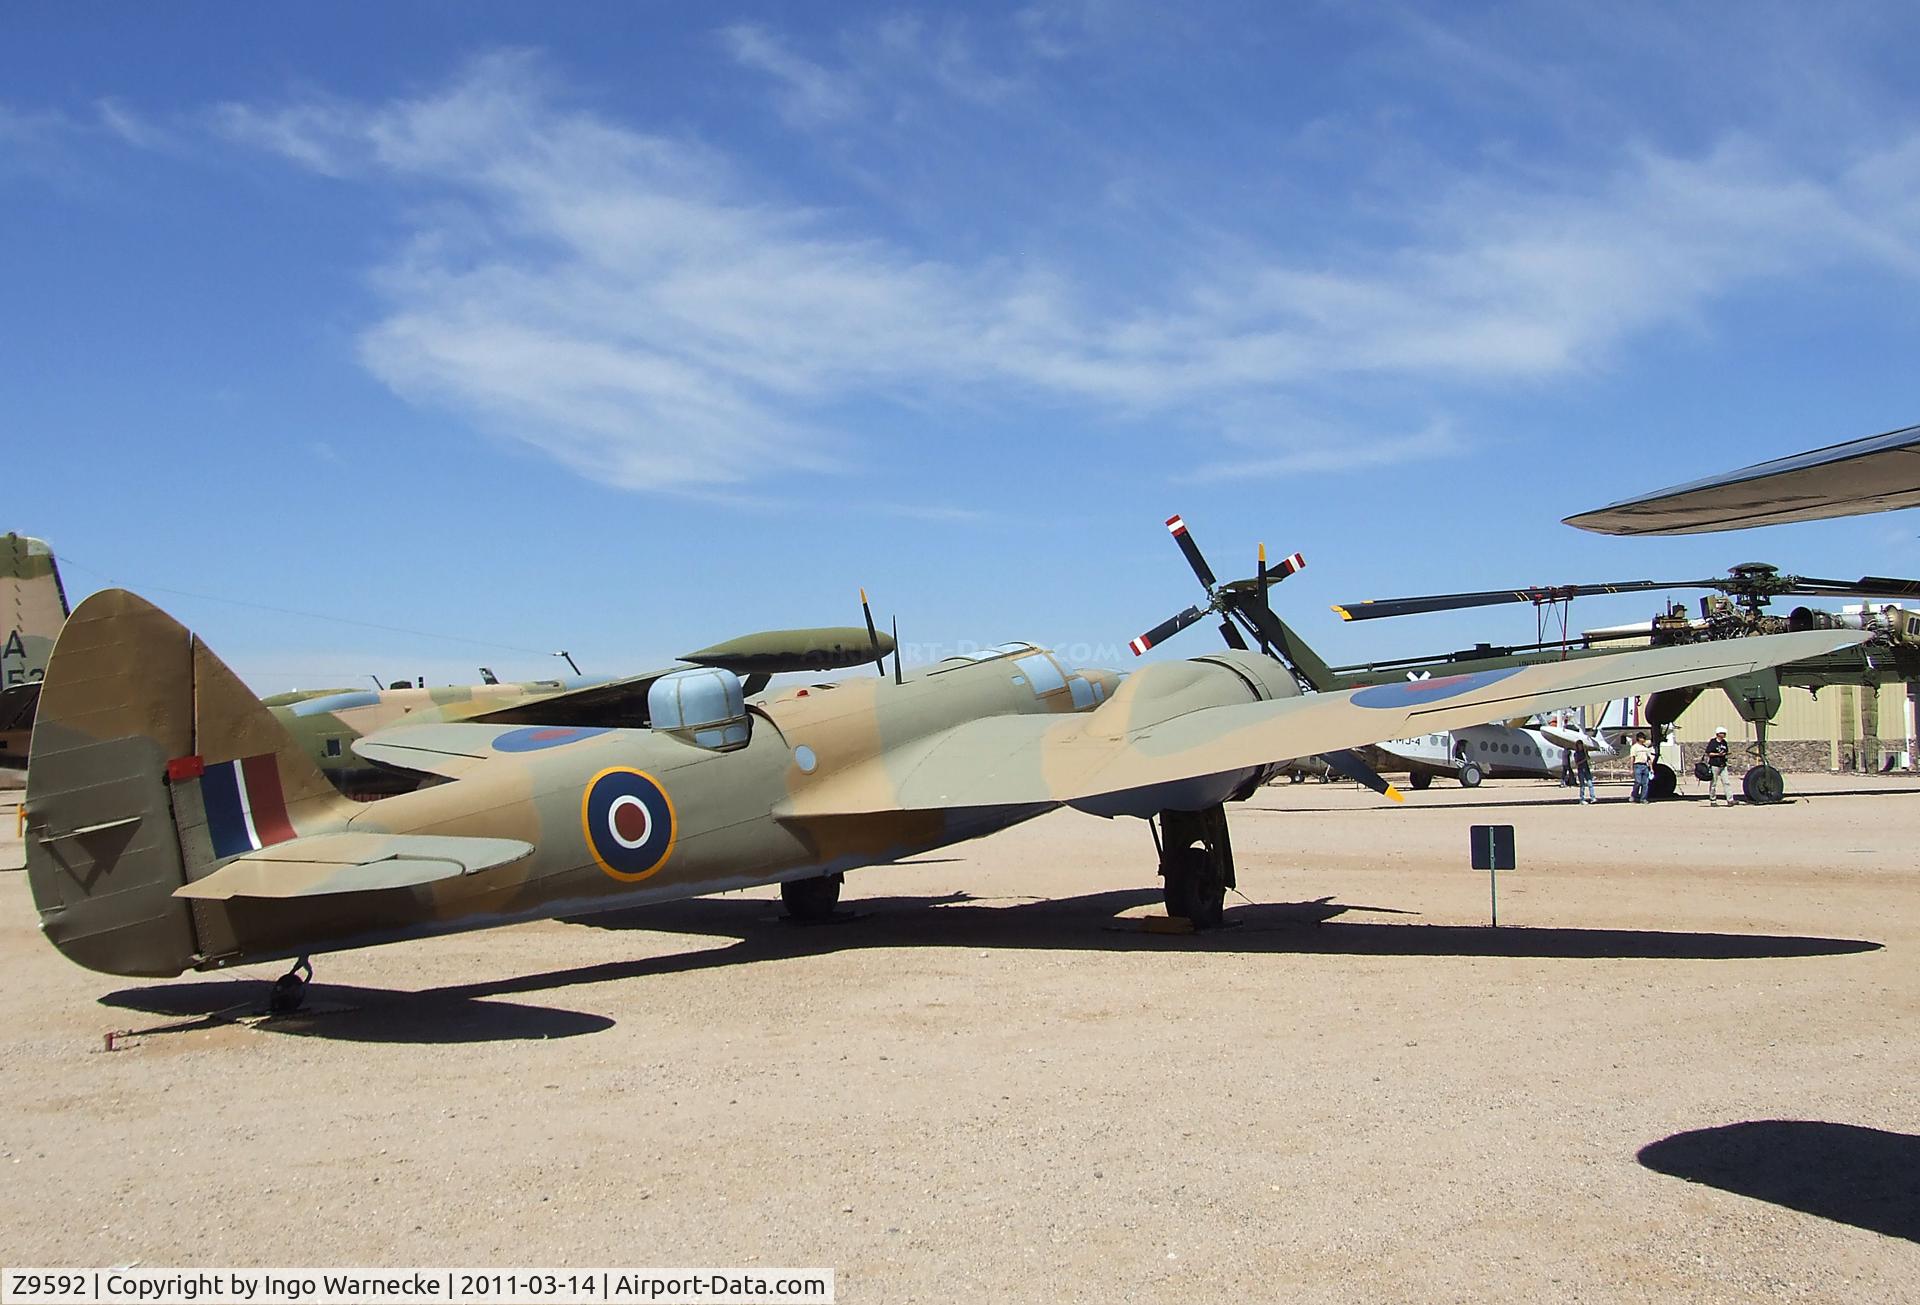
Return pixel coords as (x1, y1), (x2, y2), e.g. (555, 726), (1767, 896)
(1703, 726), (1732, 806)
(1572, 738), (1596, 804)
(1630, 732), (1655, 803)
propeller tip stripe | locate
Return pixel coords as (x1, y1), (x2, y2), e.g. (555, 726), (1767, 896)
(1385, 785), (1406, 803)
(1331, 605), (1352, 621)
(1166, 515), (1187, 535)
(1129, 636), (1151, 655)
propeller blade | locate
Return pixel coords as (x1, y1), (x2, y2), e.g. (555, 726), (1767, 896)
(1256, 542), (1270, 616)
(1165, 514), (1217, 590)
(1319, 748), (1406, 802)
(891, 615), (902, 685)
(1219, 619), (1248, 650)
(1130, 605), (1206, 656)
(1330, 578), (1713, 622)
(859, 588), (886, 676)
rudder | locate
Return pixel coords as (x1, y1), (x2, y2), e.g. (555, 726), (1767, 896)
(25, 589), (351, 976)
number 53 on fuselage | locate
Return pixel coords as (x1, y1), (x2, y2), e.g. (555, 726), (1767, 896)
(24, 590), (1861, 981)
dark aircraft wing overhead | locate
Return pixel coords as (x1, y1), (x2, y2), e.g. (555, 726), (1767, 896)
(1565, 423), (1920, 535)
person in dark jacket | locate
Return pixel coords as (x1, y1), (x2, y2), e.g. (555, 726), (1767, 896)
(1703, 726), (1732, 805)
(1571, 738), (1596, 804)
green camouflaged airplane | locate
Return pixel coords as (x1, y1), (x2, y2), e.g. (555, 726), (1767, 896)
(25, 528), (1862, 995)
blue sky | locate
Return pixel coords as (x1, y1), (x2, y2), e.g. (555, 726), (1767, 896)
(6, 1), (1919, 690)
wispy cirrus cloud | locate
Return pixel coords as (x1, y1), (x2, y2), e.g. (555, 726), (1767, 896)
(720, 25), (863, 129)
(200, 43), (1920, 491)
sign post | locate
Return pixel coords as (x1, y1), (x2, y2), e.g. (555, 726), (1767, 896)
(1469, 824), (1516, 927)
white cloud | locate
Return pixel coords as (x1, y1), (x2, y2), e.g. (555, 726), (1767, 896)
(206, 49), (1920, 493)
(722, 25), (863, 128)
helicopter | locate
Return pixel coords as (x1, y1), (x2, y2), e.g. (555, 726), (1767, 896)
(1330, 563), (1920, 803)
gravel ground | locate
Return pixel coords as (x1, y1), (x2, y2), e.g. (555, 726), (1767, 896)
(2, 773), (1916, 1303)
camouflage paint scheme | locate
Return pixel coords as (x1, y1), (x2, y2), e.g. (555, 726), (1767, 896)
(273, 628), (898, 796)
(0, 534), (69, 765)
(25, 589), (1860, 981)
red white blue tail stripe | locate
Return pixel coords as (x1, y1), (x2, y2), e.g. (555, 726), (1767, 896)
(169, 753), (296, 858)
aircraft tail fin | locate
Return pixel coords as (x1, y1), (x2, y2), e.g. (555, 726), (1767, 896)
(25, 589), (353, 977)
(1, 534), (70, 689)
(1260, 611), (1340, 692)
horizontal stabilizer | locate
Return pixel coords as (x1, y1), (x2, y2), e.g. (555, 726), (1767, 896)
(174, 832), (533, 900)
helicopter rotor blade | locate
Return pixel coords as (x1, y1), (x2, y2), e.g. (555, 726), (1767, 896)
(1165, 514), (1218, 590)
(1782, 575), (1920, 601)
(1329, 579), (1716, 622)
(1130, 605), (1207, 656)
(1319, 748), (1405, 802)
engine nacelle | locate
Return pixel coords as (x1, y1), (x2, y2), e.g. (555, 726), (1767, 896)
(1066, 652), (1300, 819)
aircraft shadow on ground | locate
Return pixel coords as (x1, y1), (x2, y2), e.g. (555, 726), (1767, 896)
(97, 982), (615, 1045)
(1638, 1121), (1920, 1242)
(96, 890), (1879, 1035)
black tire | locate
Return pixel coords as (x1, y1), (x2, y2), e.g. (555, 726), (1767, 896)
(1409, 771), (1433, 791)
(1458, 763), (1483, 788)
(1742, 765), (1786, 805)
(781, 873), (843, 922)
(1648, 764), (1677, 802)
(1162, 845), (1224, 929)
(1288, 771), (1306, 783)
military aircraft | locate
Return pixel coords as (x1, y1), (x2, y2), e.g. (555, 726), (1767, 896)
(26, 546), (1859, 997)
(1564, 421), (1920, 535)
(1368, 714), (1615, 790)
(0, 533), (70, 766)
(1331, 563), (1920, 802)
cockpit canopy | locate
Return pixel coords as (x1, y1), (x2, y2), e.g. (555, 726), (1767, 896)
(648, 667), (750, 751)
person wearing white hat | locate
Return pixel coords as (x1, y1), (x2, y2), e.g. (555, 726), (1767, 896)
(1703, 726), (1733, 805)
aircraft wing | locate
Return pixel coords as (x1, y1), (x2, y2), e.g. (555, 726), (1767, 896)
(1566, 423), (1920, 535)
(174, 832), (534, 900)
(777, 630), (1862, 816)
(469, 670), (675, 728)
(351, 721), (562, 779)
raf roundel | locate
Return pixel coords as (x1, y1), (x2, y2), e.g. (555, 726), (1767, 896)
(581, 767), (676, 882)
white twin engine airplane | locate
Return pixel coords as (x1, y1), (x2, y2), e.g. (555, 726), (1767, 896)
(1368, 709), (1620, 790)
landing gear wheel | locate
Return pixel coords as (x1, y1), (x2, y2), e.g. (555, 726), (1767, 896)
(1288, 771), (1306, 784)
(1742, 765), (1786, 805)
(1648, 764), (1677, 802)
(1458, 763), (1483, 788)
(781, 873), (844, 923)
(1409, 771), (1433, 791)
(268, 956), (313, 1015)
(1161, 846), (1224, 930)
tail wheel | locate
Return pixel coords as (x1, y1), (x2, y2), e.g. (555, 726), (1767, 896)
(1458, 762), (1483, 788)
(1409, 771), (1433, 791)
(1742, 765), (1786, 805)
(781, 873), (844, 923)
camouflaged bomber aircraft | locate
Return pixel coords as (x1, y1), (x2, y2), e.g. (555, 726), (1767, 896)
(26, 527), (1863, 999)
(0, 533), (70, 767)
